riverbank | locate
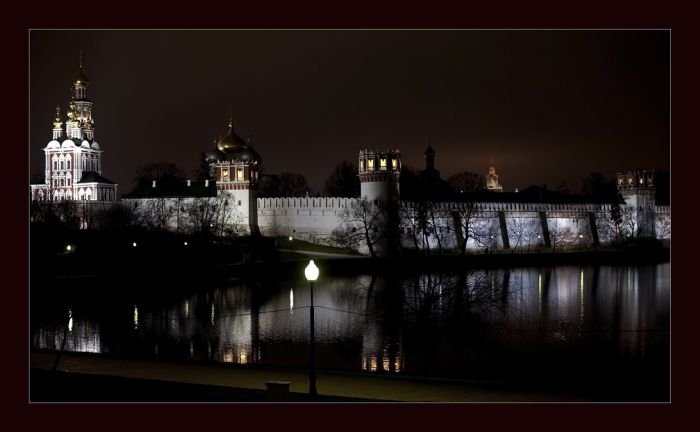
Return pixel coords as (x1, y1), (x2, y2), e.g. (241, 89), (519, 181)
(37, 245), (670, 285)
(31, 352), (625, 402)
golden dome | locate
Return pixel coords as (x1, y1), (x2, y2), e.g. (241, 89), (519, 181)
(216, 121), (247, 153)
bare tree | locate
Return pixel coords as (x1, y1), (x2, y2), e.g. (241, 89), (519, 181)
(331, 198), (387, 258)
(278, 172), (309, 197)
(447, 171), (485, 194)
(145, 197), (174, 231)
(323, 161), (360, 197)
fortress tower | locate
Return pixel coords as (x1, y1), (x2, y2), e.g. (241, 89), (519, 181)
(358, 148), (401, 255)
(358, 148), (401, 203)
(205, 117), (262, 234)
(617, 170), (656, 238)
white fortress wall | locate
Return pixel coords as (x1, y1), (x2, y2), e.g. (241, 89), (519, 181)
(257, 197), (357, 243)
(121, 196), (668, 253)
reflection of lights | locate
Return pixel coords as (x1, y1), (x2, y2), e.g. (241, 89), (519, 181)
(370, 356), (377, 372)
(383, 357), (389, 372)
(68, 308), (73, 332)
(189, 340), (194, 358)
(395, 359), (401, 373)
(579, 270), (585, 324)
(223, 351), (234, 363)
(289, 288), (294, 313)
(184, 301), (189, 318)
(289, 236), (293, 241)
(66, 245), (72, 252)
(239, 351), (248, 364)
(132, 242), (137, 247)
(210, 304), (215, 325)
(133, 305), (139, 329)
(538, 273), (542, 315)
(184, 241), (188, 246)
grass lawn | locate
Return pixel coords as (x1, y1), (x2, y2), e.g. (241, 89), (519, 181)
(274, 236), (361, 255)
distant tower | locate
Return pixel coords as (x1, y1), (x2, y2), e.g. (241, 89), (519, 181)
(486, 161), (503, 192)
(30, 52), (117, 202)
(617, 170), (656, 238)
(358, 148), (401, 203)
(205, 116), (262, 234)
(421, 143), (440, 180)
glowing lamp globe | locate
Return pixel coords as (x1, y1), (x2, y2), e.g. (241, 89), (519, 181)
(305, 260), (319, 282)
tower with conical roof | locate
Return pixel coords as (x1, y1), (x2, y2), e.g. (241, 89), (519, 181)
(30, 52), (118, 203)
(204, 115), (262, 234)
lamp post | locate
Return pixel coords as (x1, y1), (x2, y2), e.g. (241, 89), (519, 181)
(304, 260), (319, 398)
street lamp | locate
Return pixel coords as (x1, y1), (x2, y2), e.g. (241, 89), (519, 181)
(304, 260), (319, 398)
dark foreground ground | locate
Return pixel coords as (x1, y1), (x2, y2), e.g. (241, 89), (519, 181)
(30, 352), (668, 403)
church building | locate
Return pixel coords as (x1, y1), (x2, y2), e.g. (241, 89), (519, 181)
(30, 55), (117, 202)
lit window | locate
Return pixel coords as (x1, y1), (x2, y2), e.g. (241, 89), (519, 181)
(639, 178), (644, 185)
(222, 169), (229, 179)
(392, 159), (397, 169)
(237, 168), (244, 181)
(380, 158), (387, 170)
(368, 159), (374, 170)
(359, 160), (364, 171)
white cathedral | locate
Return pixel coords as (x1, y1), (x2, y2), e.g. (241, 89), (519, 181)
(30, 57), (118, 202)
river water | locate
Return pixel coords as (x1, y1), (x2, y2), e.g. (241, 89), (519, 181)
(31, 263), (670, 394)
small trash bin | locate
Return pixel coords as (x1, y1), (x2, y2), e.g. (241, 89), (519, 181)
(266, 381), (291, 402)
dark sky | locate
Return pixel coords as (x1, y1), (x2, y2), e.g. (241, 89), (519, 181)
(30, 30), (670, 194)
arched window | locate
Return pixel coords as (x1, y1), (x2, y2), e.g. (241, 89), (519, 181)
(66, 157), (71, 170)
(67, 177), (71, 187)
(53, 160), (58, 170)
(60, 159), (64, 170)
(82, 156), (87, 170)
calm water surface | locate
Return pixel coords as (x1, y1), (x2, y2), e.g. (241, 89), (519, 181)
(32, 264), (670, 386)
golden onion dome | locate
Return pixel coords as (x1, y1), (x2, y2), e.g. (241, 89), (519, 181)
(216, 122), (247, 153)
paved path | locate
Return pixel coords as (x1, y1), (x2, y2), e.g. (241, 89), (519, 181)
(31, 352), (584, 402)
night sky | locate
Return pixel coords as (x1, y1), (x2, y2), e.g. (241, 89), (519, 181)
(30, 30), (670, 195)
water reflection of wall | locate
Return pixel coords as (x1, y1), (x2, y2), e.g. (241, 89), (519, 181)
(32, 263), (669, 376)
(33, 310), (101, 354)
